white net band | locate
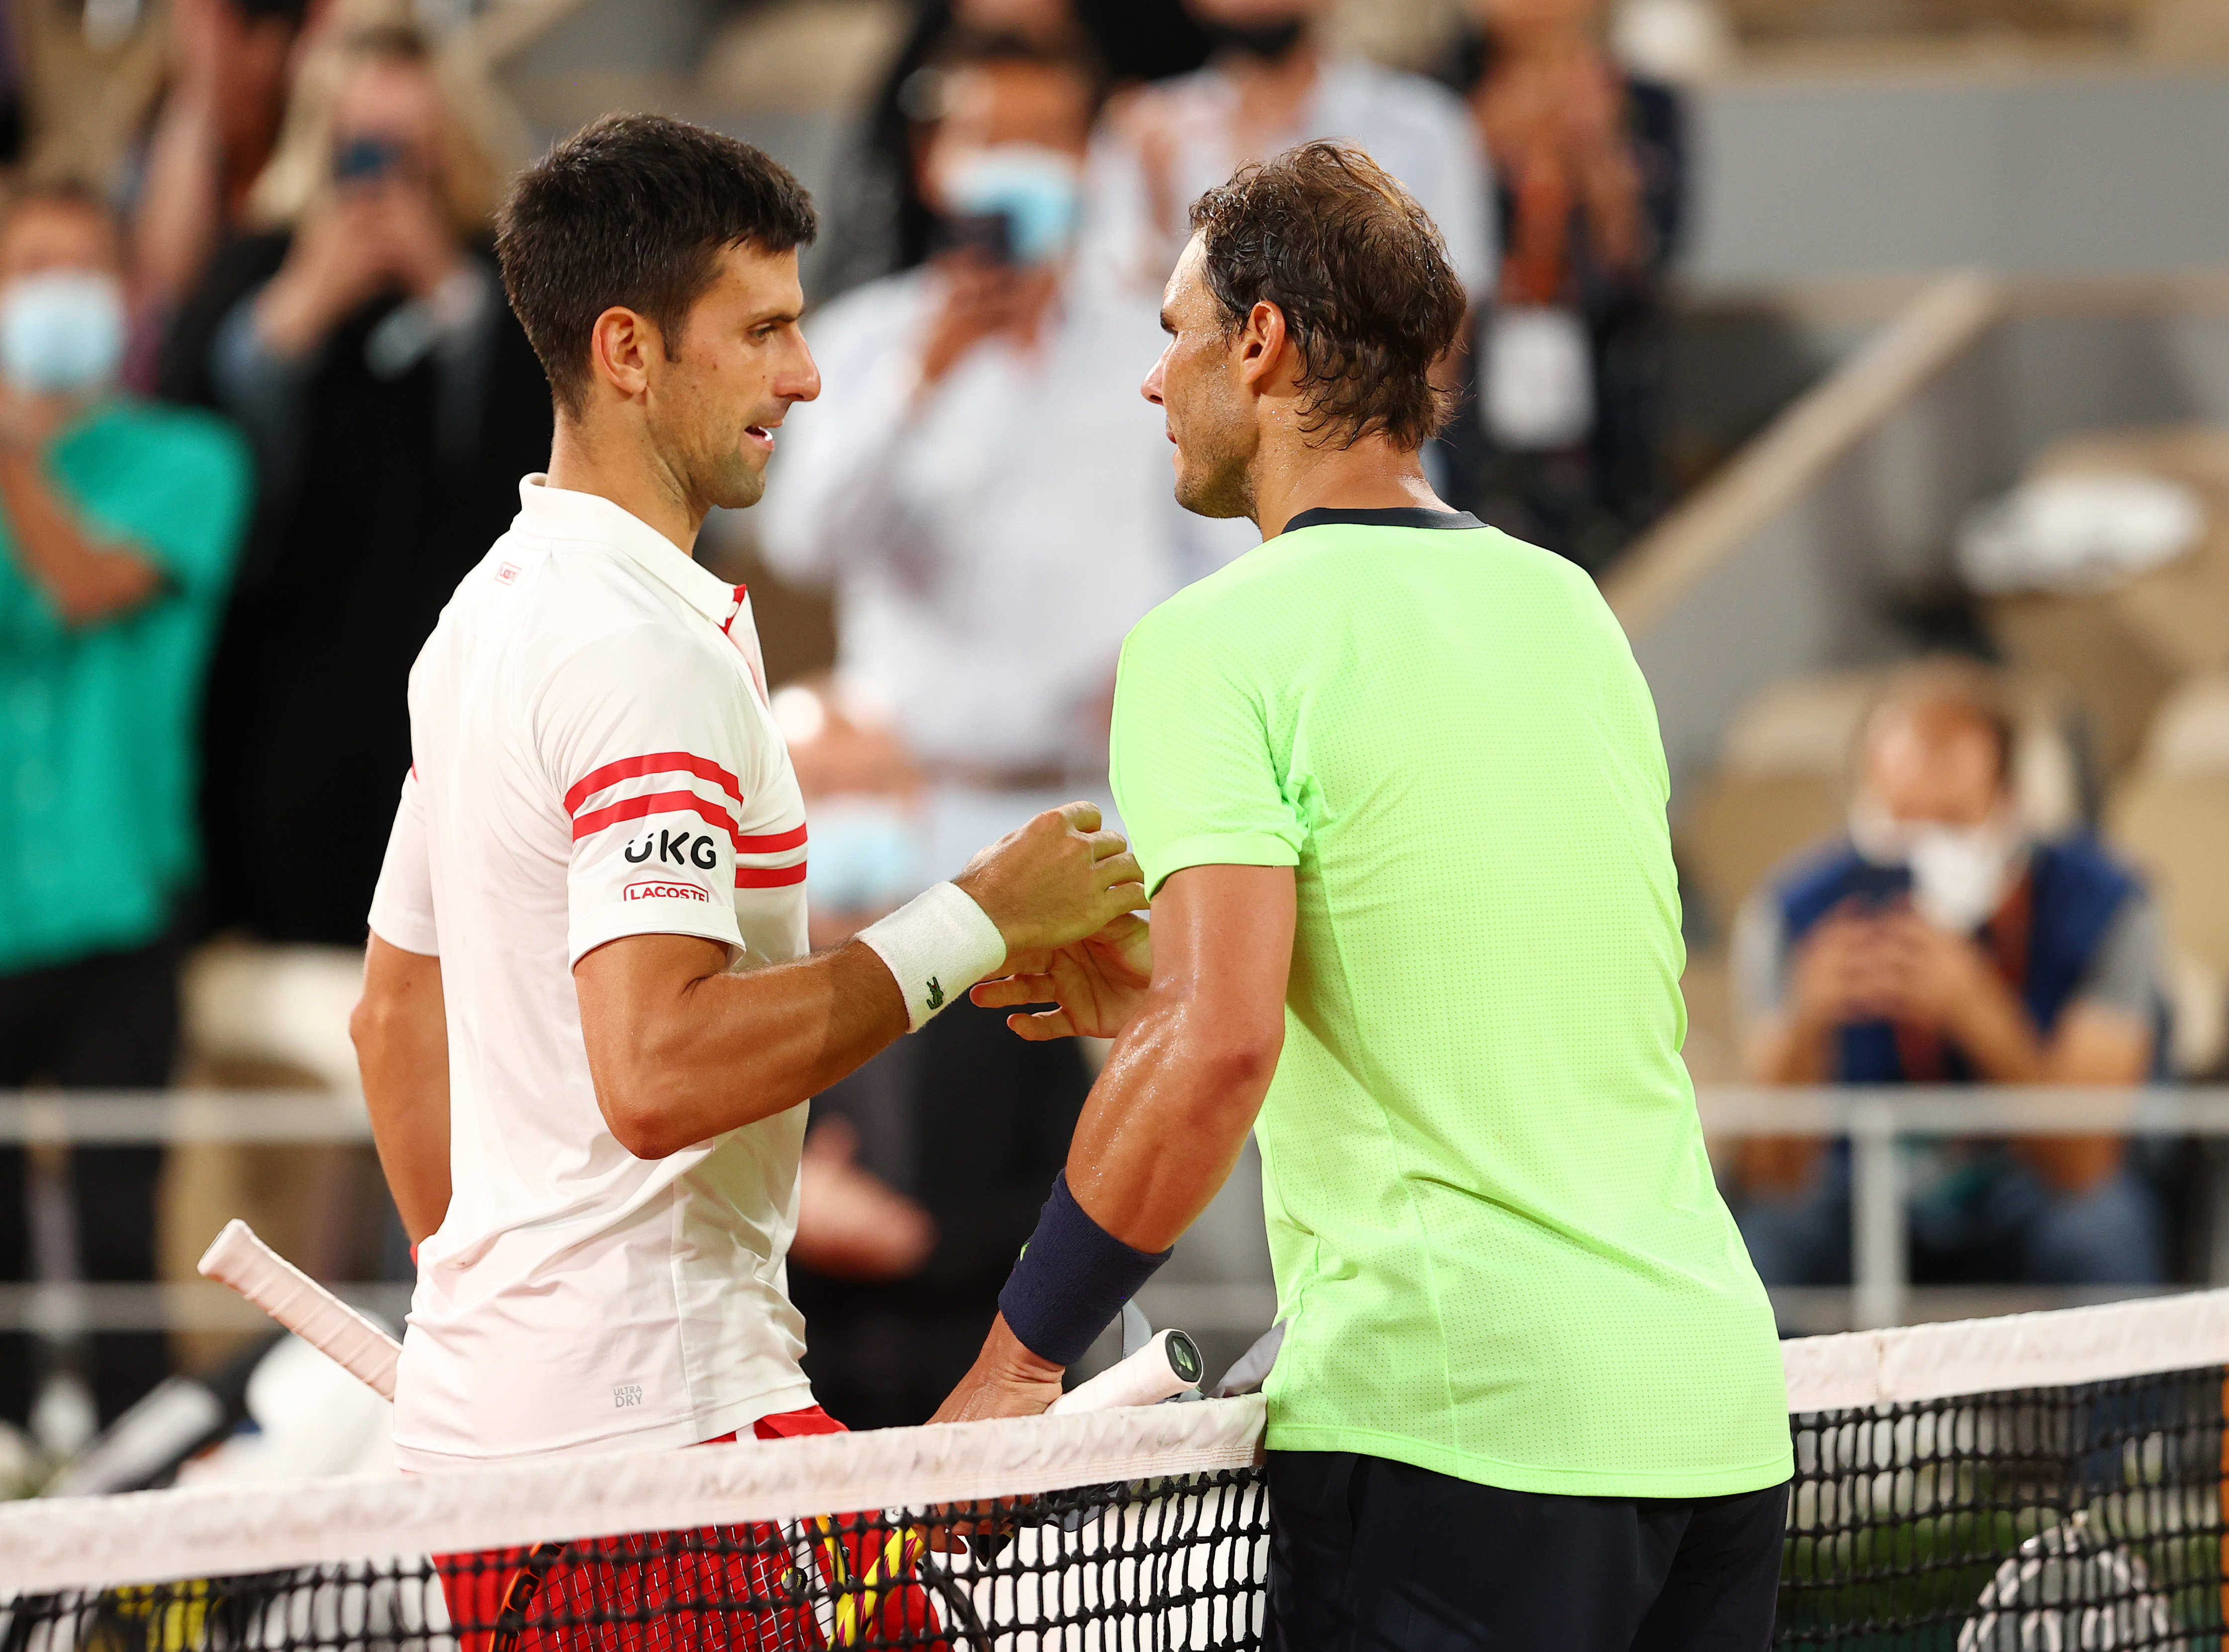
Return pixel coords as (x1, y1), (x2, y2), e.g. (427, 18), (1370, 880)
(10, 1292), (2229, 1598)
(1781, 1286), (2229, 1412)
(0, 1395), (1267, 1595)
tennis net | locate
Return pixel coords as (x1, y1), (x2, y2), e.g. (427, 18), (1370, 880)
(1782, 1290), (2229, 1649)
(7, 1292), (2229, 1650)
(0, 1395), (1269, 1652)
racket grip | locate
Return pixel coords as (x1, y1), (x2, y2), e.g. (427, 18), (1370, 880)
(197, 1219), (403, 1400)
(1045, 1328), (1203, 1415)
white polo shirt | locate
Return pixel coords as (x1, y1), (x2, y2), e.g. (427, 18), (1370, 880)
(368, 476), (815, 1469)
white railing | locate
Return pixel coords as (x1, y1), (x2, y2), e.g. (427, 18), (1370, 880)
(3, 1086), (2226, 1335)
(1695, 1085), (2229, 1331)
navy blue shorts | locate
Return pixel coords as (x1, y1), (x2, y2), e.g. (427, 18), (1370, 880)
(1264, 1450), (1788, 1651)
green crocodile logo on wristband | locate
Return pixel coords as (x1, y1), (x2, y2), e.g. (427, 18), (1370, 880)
(925, 977), (945, 1010)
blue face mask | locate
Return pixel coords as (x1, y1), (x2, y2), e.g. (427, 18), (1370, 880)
(942, 145), (1083, 267)
(806, 798), (927, 914)
(0, 271), (125, 396)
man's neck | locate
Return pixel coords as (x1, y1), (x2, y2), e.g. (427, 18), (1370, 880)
(1249, 433), (1450, 539)
(546, 416), (705, 556)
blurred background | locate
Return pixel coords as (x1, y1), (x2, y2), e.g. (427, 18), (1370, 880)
(4, 0), (2229, 1496)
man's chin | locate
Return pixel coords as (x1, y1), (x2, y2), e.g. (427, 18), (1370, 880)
(1173, 462), (1251, 521)
(706, 454), (769, 513)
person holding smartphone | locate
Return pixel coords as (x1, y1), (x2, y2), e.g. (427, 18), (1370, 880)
(159, 22), (554, 950)
(759, 26), (1254, 890)
(1731, 661), (2170, 1290)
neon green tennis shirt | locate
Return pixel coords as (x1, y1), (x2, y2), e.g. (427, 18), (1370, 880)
(1110, 507), (1791, 1498)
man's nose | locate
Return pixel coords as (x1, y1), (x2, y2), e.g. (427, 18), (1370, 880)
(789, 342), (823, 404)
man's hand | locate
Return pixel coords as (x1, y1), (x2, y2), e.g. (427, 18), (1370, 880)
(1870, 907), (1993, 1030)
(916, 254), (1055, 390)
(792, 1117), (935, 1280)
(953, 803), (1146, 965)
(367, 181), (468, 302)
(1787, 904), (1901, 1032)
(929, 1313), (1066, 1425)
(972, 913), (1152, 1039)
(256, 194), (397, 359)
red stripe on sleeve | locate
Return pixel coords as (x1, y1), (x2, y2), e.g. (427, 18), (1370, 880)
(572, 790), (741, 847)
(735, 863), (809, 889)
(565, 753), (745, 817)
(734, 823), (808, 855)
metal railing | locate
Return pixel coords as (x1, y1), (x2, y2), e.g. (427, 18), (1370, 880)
(1694, 1085), (2229, 1330)
(2, 1085), (2226, 1335)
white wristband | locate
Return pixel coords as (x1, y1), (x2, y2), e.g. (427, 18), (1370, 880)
(858, 881), (1009, 1033)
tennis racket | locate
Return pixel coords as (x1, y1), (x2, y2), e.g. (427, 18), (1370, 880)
(196, 1220), (400, 1398)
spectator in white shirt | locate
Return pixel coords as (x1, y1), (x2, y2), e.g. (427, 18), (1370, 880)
(1076, 0), (1494, 304)
(759, 29), (1251, 885)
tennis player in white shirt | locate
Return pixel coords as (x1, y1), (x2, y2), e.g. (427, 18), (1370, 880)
(349, 112), (1146, 1484)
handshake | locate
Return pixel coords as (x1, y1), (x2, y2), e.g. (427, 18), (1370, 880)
(949, 801), (1156, 1042)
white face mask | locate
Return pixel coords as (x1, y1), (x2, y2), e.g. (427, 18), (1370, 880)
(805, 796), (926, 914)
(1849, 797), (2024, 933)
(0, 270), (126, 396)
(938, 144), (1083, 266)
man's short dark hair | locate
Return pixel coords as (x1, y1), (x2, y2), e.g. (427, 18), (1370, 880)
(497, 114), (818, 416)
(1188, 141), (1465, 451)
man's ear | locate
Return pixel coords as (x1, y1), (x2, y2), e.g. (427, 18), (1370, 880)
(1236, 299), (1294, 396)
(588, 305), (661, 401)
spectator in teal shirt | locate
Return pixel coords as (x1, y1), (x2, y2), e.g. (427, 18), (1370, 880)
(0, 182), (252, 1439)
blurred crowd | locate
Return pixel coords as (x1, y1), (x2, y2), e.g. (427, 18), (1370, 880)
(2, 0), (2209, 1483)
(0, 0), (1690, 1458)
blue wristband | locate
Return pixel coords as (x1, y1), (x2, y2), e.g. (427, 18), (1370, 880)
(997, 1171), (1172, 1367)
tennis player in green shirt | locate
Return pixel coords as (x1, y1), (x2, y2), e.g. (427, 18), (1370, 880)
(934, 141), (1792, 1648)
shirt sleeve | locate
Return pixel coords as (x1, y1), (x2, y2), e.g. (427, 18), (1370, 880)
(1109, 601), (1303, 897)
(367, 768), (439, 956)
(540, 624), (760, 967)
(2071, 887), (2165, 1026)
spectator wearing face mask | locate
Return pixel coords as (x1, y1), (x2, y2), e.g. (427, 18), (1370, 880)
(814, 0), (1213, 298)
(0, 182), (252, 1431)
(771, 677), (1093, 1430)
(759, 28), (1250, 883)
(1074, 0), (1493, 305)
(1441, 0), (1683, 569)
(158, 23), (553, 946)
(1730, 661), (2170, 1290)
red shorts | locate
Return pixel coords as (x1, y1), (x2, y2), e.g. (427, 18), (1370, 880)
(436, 1406), (947, 1652)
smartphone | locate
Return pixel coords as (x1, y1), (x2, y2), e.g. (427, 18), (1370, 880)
(1845, 861), (1913, 910)
(333, 136), (407, 187)
(939, 211), (1016, 266)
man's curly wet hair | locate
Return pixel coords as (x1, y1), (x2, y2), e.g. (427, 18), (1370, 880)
(1187, 141), (1465, 451)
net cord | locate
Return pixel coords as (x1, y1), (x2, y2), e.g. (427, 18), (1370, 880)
(1781, 1287), (2229, 1413)
(0, 1394), (1267, 1595)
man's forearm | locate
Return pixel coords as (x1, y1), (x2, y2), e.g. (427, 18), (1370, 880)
(353, 941), (453, 1244)
(134, 85), (226, 306)
(1065, 994), (1278, 1253)
(0, 449), (162, 624)
(576, 935), (910, 1160)
(1943, 973), (2047, 1083)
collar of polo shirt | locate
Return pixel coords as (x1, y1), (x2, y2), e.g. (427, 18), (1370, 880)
(517, 475), (742, 629)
